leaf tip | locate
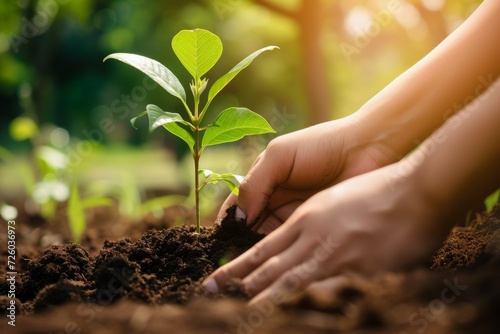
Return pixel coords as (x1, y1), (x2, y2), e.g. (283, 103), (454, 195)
(103, 54), (114, 63)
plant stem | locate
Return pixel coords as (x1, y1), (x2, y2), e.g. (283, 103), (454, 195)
(193, 78), (201, 233)
(194, 126), (201, 233)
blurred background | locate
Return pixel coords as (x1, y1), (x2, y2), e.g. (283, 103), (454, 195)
(0, 0), (483, 224)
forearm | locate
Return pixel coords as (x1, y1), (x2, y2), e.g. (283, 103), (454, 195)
(351, 0), (500, 160)
(407, 78), (500, 224)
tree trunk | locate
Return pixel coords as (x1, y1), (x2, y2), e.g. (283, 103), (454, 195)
(252, 0), (332, 125)
(296, 0), (331, 124)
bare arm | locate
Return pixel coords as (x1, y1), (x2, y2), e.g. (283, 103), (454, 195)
(405, 77), (500, 225)
(222, 0), (500, 226)
(353, 0), (500, 160)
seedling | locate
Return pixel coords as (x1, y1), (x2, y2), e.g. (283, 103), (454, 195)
(104, 29), (278, 232)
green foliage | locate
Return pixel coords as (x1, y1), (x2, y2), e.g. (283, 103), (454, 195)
(67, 182), (86, 243)
(67, 181), (113, 243)
(485, 189), (500, 212)
(199, 169), (243, 196)
(105, 29), (278, 232)
(2, 115), (116, 243)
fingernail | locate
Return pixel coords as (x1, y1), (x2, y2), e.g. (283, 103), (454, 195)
(235, 206), (246, 220)
(202, 278), (219, 293)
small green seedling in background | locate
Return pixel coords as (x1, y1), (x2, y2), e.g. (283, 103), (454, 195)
(485, 189), (500, 212)
(104, 29), (278, 232)
(67, 181), (113, 243)
(1, 115), (112, 242)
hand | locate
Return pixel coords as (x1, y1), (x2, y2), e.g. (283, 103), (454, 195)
(205, 163), (453, 305)
(217, 115), (394, 234)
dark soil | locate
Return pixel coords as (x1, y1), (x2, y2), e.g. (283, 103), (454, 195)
(1, 204), (500, 333)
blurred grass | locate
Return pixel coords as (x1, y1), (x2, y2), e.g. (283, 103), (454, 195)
(0, 142), (261, 208)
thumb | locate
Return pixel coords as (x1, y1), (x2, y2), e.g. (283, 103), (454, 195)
(236, 142), (293, 223)
(215, 192), (239, 224)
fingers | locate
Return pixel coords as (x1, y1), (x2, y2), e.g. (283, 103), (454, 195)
(202, 221), (300, 294)
(249, 255), (336, 307)
(242, 238), (314, 296)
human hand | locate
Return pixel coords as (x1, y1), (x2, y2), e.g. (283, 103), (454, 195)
(205, 163), (453, 305)
(217, 115), (394, 234)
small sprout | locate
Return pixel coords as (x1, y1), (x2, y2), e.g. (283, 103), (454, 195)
(104, 29), (278, 232)
(218, 258), (230, 267)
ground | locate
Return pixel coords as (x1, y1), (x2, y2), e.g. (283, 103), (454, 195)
(0, 202), (499, 334)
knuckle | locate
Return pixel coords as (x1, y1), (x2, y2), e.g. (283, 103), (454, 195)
(246, 256), (281, 295)
(248, 242), (268, 266)
(266, 136), (287, 154)
(253, 259), (277, 285)
(278, 270), (303, 293)
(214, 266), (232, 282)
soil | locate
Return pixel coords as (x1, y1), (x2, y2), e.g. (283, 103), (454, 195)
(1, 202), (500, 334)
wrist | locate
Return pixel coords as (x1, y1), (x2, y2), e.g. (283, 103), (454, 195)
(343, 112), (401, 168)
(382, 160), (457, 244)
(396, 153), (460, 232)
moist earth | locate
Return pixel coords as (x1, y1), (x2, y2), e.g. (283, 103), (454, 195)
(1, 204), (499, 333)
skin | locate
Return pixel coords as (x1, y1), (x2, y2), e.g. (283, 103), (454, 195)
(203, 0), (500, 305)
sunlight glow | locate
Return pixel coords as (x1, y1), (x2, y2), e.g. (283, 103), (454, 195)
(343, 7), (373, 37)
(395, 3), (421, 29)
(421, 0), (446, 12)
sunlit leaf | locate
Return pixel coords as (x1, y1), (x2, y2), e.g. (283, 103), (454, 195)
(143, 104), (190, 132)
(81, 197), (113, 209)
(35, 146), (68, 171)
(202, 107), (275, 148)
(206, 46), (278, 107)
(220, 172), (244, 184)
(132, 105), (195, 151)
(485, 189), (500, 211)
(199, 168), (215, 179)
(198, 169), (243, 195)
(172, 29), (223, 80)
(104, 53), (186, 102)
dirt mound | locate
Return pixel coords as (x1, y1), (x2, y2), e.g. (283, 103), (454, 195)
(1, 205), (499, 333)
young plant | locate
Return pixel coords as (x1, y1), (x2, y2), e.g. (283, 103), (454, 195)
(104, 29), (278, 232)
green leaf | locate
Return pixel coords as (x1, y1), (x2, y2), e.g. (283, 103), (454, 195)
(202, 108), (276, 148)
(485, 189), (500, 211)
(130, 111), (146, 129)
(164, 122), (196, 152)
(199, 169), (243, 196)
(104, 53), (186, 102)
(172, 29), (223, 80)
(199, 168), (215, 179)
(220, 172), (243, 196)
(132, 104), (195, 151)
(81, 197), (114, 209)
(68, 182), (86, 243)
(143, 104), (191, 133)
(220, 172), (244, 184)
(206, 46), (278, 107)
(221, 179), (240, 196)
